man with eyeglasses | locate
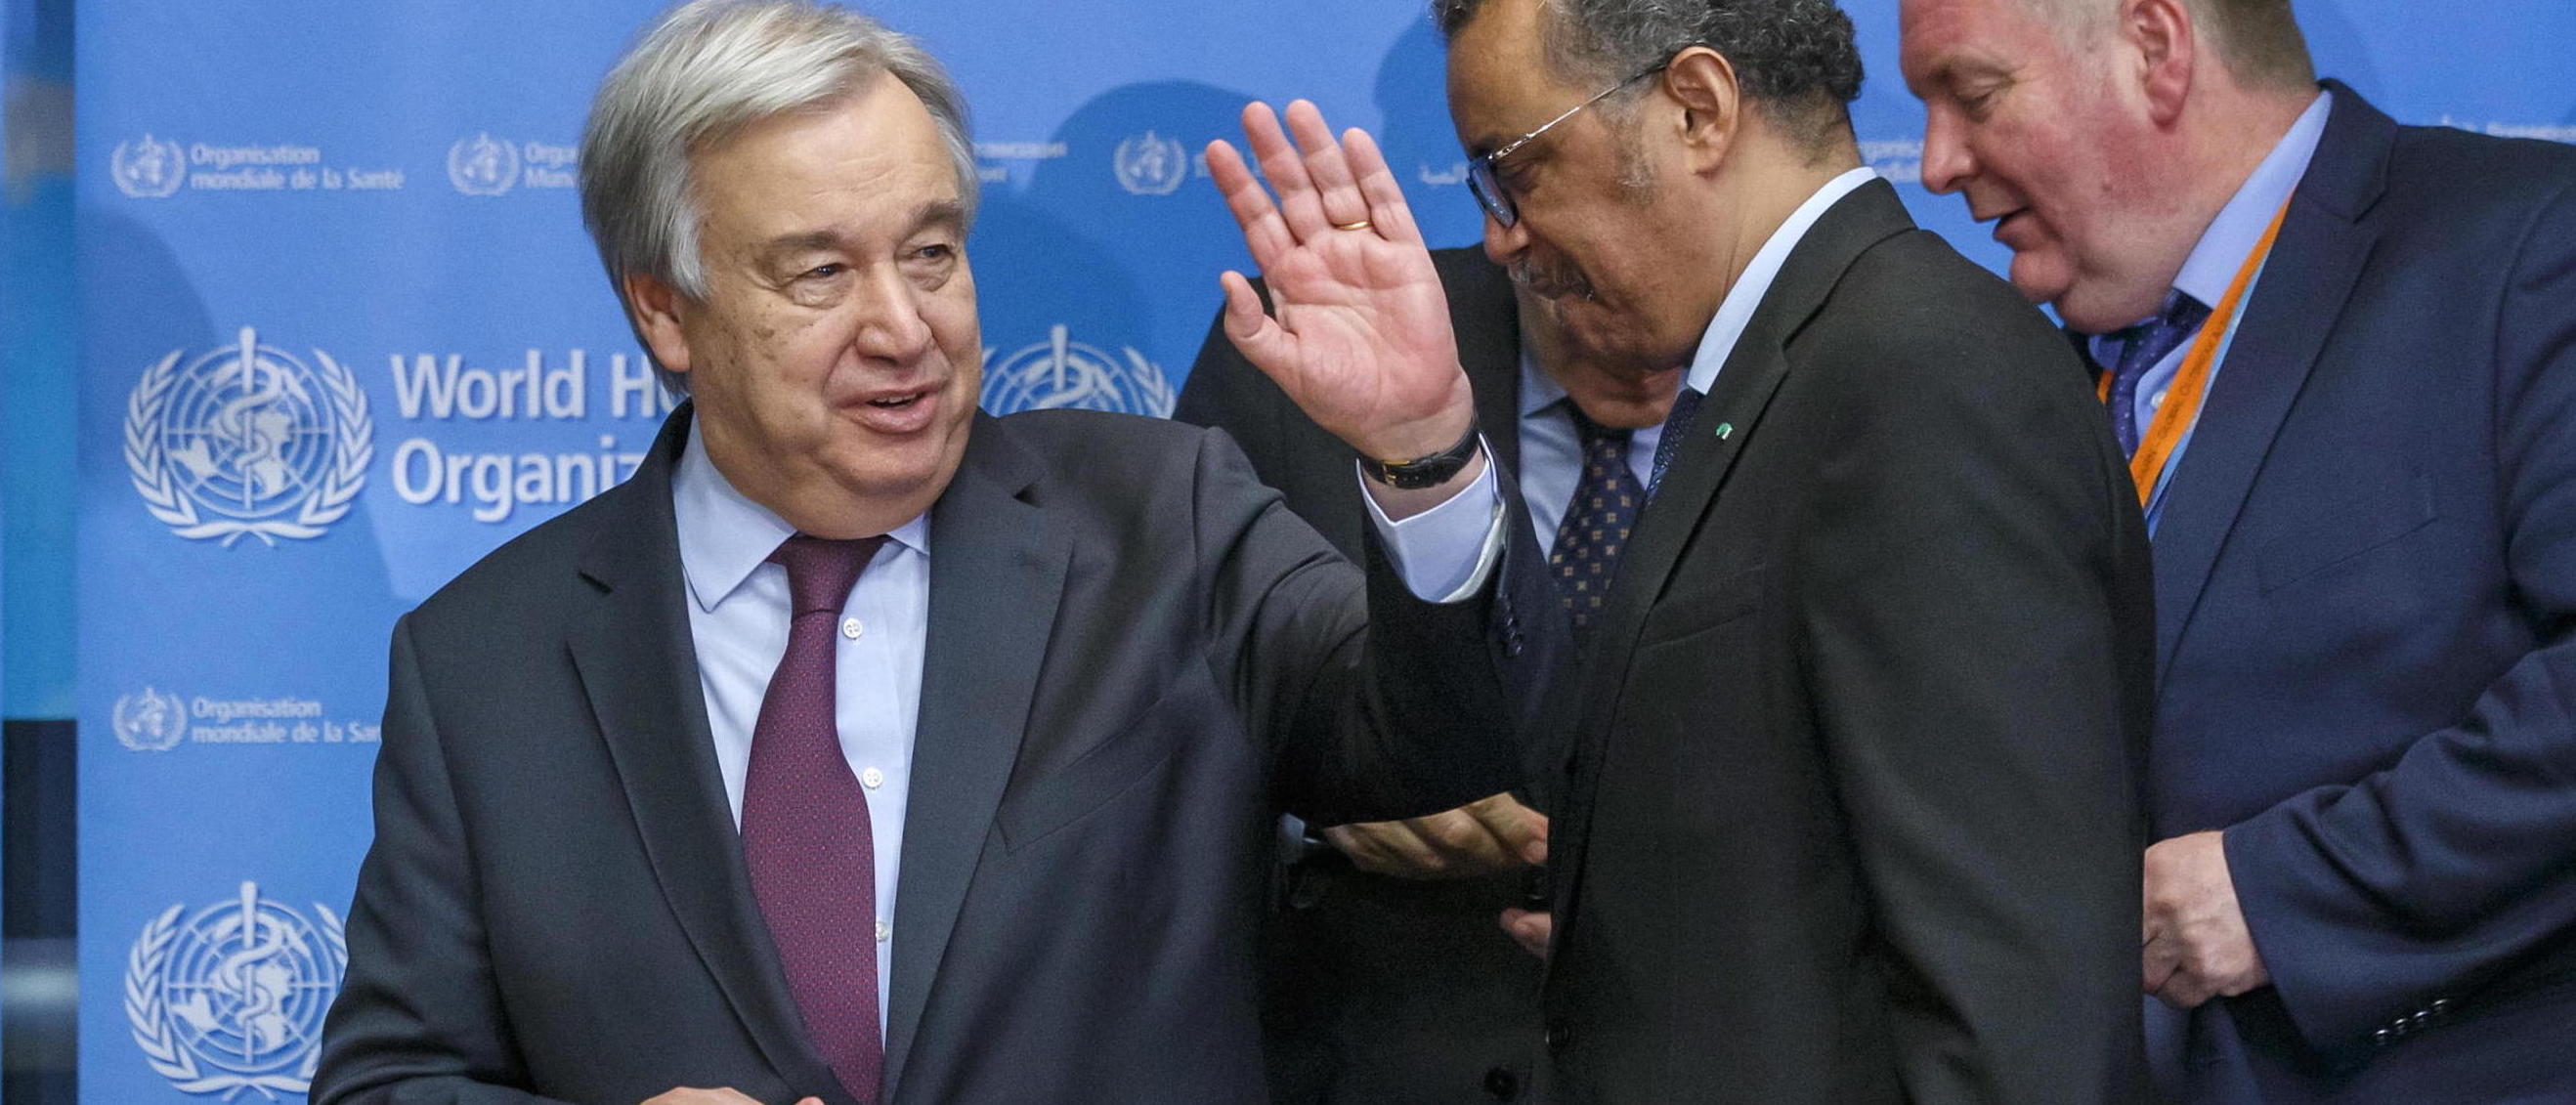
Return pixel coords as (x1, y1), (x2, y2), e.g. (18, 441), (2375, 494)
(1210, 0), (2157, 1100)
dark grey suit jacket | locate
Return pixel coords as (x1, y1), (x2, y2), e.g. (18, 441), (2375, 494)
(1536, 181), (2156, 1103)
(312, 404), (1546, 1104)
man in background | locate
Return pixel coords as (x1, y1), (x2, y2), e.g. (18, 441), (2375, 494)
(1901, 0), (2576, 1098)
(1180, 248), (1674, 1104)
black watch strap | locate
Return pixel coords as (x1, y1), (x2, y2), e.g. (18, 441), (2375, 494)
(1360, 421), (1481, 489)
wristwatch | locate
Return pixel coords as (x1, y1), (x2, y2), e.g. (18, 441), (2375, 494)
(1359, 421), (1481, 489)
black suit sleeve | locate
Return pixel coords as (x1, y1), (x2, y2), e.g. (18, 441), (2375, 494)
(312, 616), (566, 1105)
(1182, 424), (1543, 827)
(1794, 311), (2151, 1104)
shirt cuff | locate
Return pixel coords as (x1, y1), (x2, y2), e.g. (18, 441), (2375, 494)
(1358, 446), (1508, 604)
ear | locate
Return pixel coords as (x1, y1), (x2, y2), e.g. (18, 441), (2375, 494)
(1660, 46), (1743, 176)
(622, 270), (696, 378)
(2125, 0), (2196, 126)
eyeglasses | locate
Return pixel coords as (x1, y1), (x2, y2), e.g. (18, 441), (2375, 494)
(1465, 61), (1670, 229)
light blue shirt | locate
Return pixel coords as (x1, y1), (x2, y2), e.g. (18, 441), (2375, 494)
(2088, 90), (2332, 533)
(672, 422), (925, 1035)
(1684, 166), (1880, 398)
(1516, 351), (1662, 546)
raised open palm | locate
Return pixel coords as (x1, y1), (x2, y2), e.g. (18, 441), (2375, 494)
(1208, 101), (1473, 462)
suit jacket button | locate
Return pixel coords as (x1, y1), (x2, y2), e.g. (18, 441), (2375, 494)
(2374, 1028), (2393, 1047)
(1545, 1022), (1572, 1052)
(1483, 1066), (1521, 1099)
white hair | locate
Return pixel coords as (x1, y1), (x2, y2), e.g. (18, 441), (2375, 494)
(580, 0), (978, 393)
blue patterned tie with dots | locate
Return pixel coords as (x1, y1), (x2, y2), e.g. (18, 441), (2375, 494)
(1647, 386), (1703, 497)
(2103, 292), (2212, 457)
(1550, 406), (1647, 634)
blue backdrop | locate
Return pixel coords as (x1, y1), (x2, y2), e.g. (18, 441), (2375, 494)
(74, 1), (2576, 1099)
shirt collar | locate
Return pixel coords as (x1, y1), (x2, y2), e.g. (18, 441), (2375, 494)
(671, 418), (930, 614)
(1684, 166), (1879, 396)
(1517, 342), (1569, 419)
(2167, 89), (2334, 314)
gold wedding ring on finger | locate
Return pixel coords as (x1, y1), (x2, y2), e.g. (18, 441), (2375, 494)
(1333, 219), (1374, 232)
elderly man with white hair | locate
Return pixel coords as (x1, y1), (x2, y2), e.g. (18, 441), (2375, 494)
(310, 2), (1558, 1102)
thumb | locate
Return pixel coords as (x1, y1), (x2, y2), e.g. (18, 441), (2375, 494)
(1219, 271), (1294, 377)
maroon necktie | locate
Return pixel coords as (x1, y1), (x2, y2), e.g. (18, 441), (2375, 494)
(743, 532), (889, 1104)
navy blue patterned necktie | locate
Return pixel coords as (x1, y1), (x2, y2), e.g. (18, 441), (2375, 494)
(1550, 406), (1646, 634)
(2103, 293), (2212, 457)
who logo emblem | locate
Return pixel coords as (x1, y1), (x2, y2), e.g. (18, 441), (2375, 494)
(448, 133), (521, 196)
(1113, 131), (1188, 196)
(112, 133), (188, 199)
(111, 687), (190, 752)
(126, 882), (349, 1099)
(124, 326), (373, 546)
(983, 324), (1177, 418)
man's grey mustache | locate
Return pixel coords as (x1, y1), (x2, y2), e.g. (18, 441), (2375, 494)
(1509, 260), (1597, 303)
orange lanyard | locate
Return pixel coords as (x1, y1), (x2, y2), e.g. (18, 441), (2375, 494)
(2097, 197), (2294, 506)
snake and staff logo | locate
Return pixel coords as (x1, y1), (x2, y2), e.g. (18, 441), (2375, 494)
(110, 687), (190, 752)
(982, 324), (1177, 418)
(111, 134), (189, 199)
(447, 133), (521, 196)
(1113, 130), (1189, 196)
(126, 881), (349, 1098)
(124, 326), (373, 546)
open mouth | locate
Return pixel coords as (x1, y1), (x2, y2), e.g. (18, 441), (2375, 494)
(847, 386), (941, 434)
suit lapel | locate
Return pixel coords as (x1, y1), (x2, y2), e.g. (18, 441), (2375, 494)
(1446, 249), (1527, 475)
(1551, 181), (1917, 929)
(569, 407), (846, 1097)
(2146, 83), (2389, 679)
(881, 413), (1070, 1099)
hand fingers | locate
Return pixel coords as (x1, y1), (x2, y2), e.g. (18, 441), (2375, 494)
(1284, 100), (1371, 230)
(1501, 907), (1554, 959)
(1239, 101), (1331, 241)
(1206, 140), (1294, 273)
(1330, 820), (1448, 877)
(1463, 792), (1548, 866)
(1415, 808), (1517, 874)
(2153, 970), (2215, 1011)
(1322, 823), (1403, 875)
(639, 1089), (766, 1105)
(2142, 931), (2182, 996)
(1343, 126), (1426, 245)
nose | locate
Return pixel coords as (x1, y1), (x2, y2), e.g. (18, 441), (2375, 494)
(1481, 211), (1528, 267)
(1918, 104), (1974, 196)
(850, 266), (935, 364)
